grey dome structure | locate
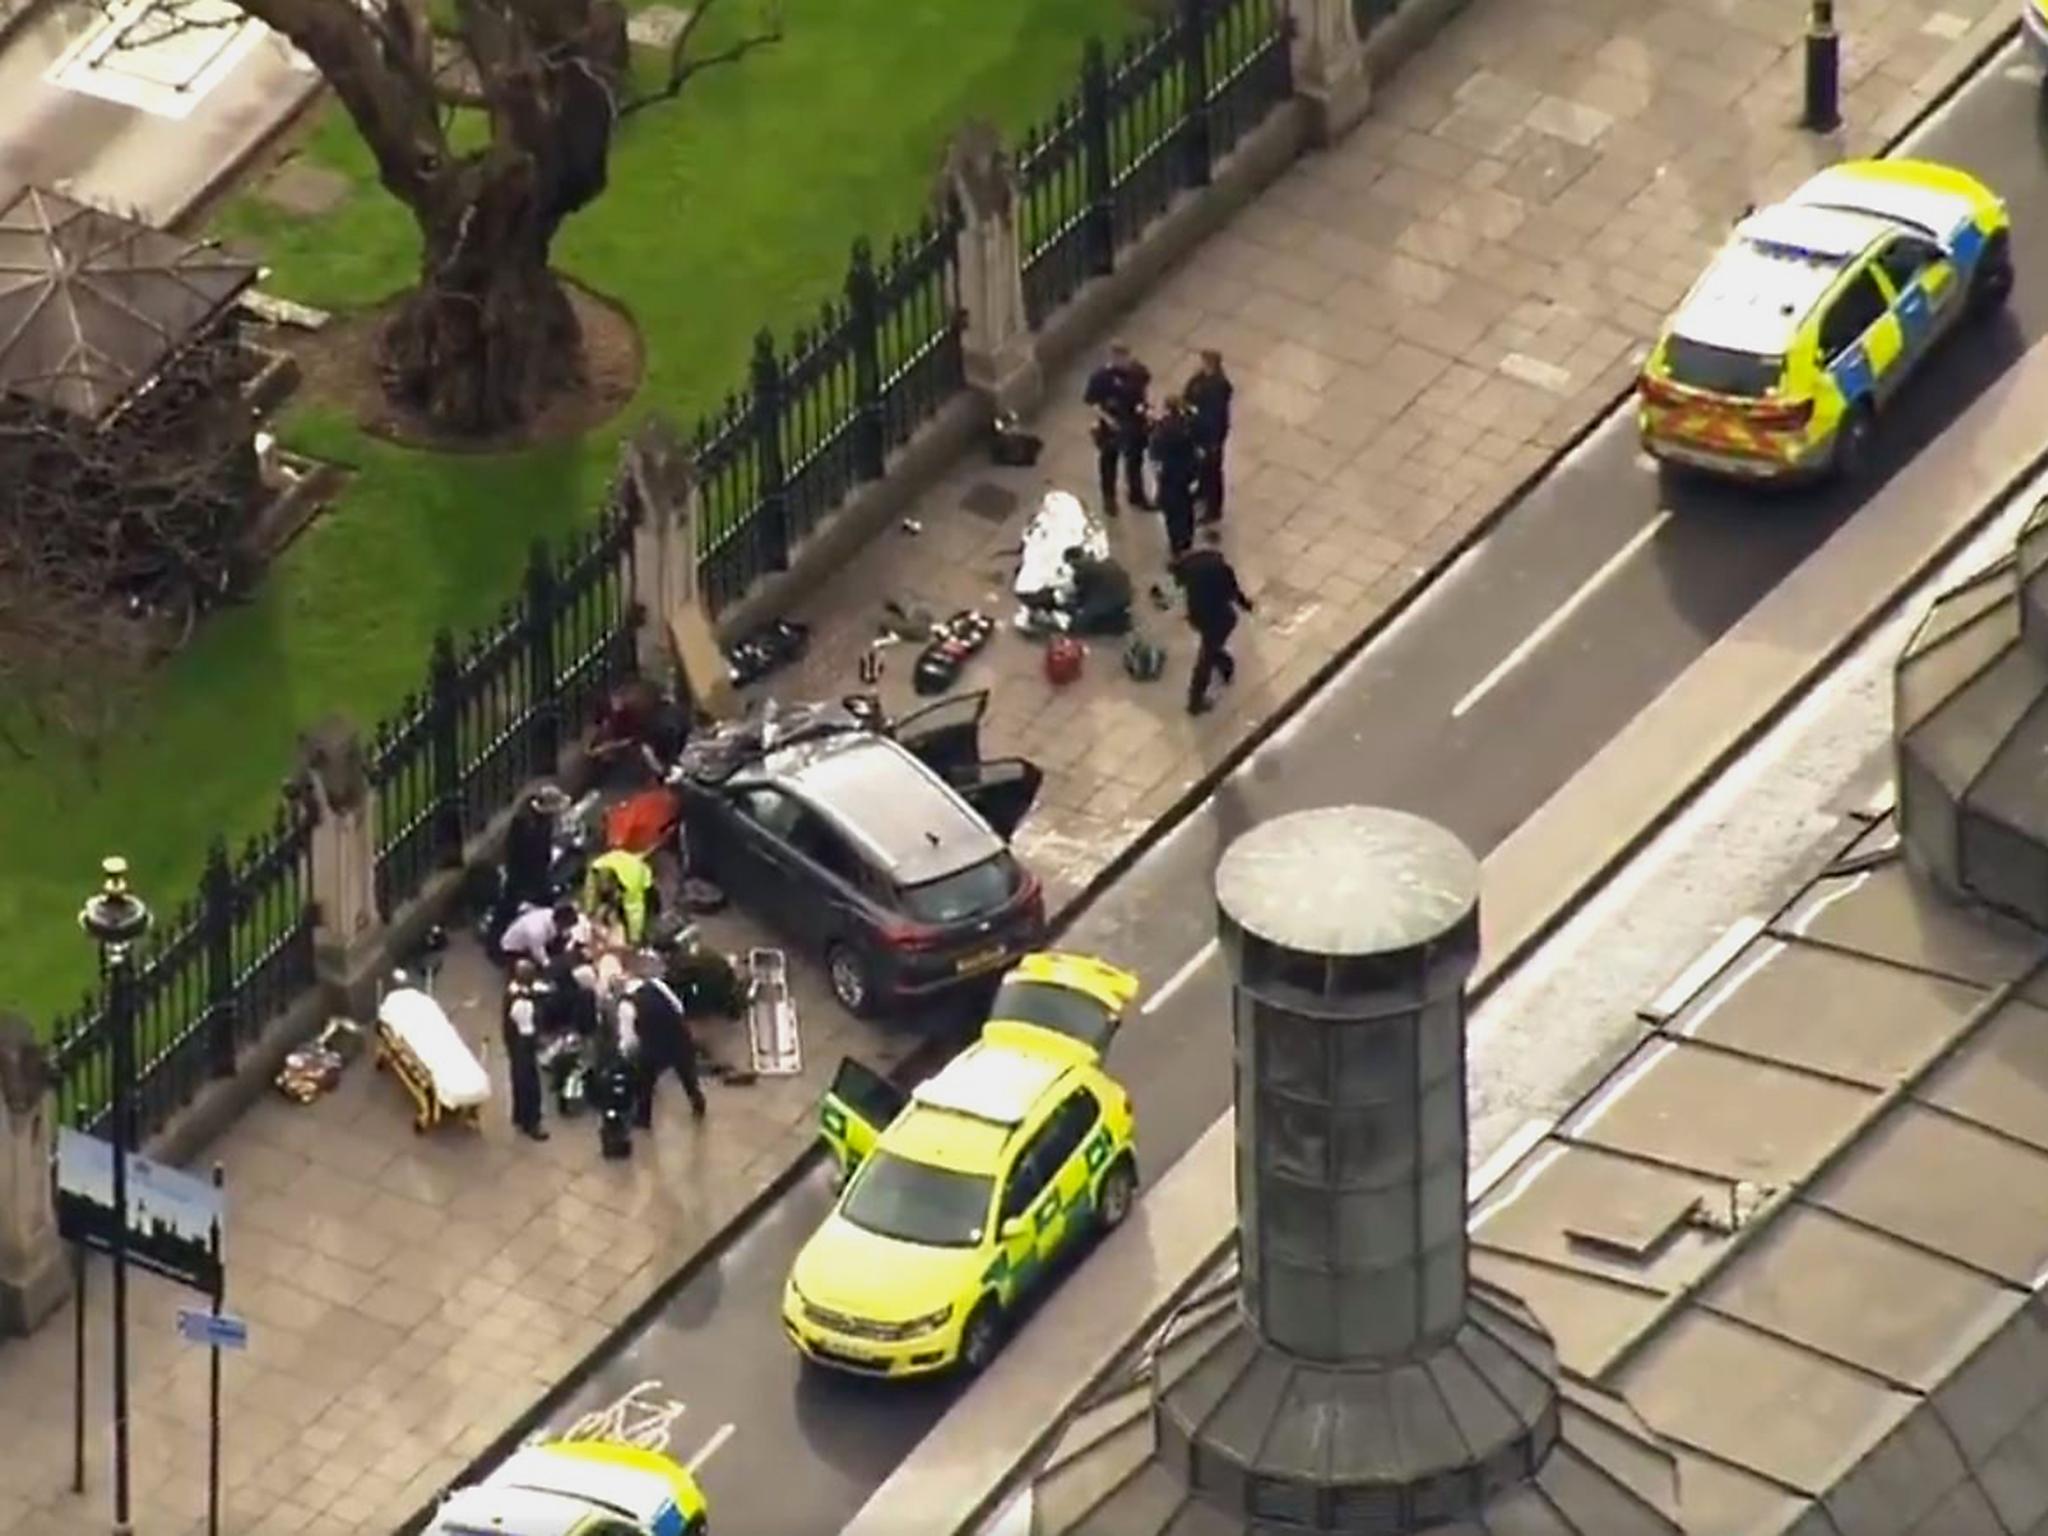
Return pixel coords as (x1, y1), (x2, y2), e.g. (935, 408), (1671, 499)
(1025, 807), (1680, 1535)
(1897, 498), (2048, 927)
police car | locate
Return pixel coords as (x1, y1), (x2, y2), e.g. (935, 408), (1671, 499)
(782, 952), (1141, 1378)
(1638, 158), (2011, 483)
(428, 1440), (709, 1536)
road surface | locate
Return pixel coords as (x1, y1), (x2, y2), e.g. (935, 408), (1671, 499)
(442, 40), (2048, 1536)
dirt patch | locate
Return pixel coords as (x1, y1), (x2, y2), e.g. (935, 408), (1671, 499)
(279, 280), (646, 453)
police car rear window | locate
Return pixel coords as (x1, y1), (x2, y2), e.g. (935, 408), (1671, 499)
(843, 1151), (994, 1247)
(1664, 337), (1781, 398)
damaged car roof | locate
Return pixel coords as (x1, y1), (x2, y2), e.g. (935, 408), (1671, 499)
(748, 730), (1004, 888)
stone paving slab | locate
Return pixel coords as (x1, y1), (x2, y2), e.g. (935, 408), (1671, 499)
(0, 0), (2018, 1530)
(762, 0), (2014, 915)
(0, 916), (923, 1536)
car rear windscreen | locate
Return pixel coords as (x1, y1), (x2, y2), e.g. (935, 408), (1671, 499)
(901, 854), (1018, 926)
(990, 979), (1112, 1047)
(1663, 336), (1782, 398)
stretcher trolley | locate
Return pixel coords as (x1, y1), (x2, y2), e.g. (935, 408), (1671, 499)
(374, 984), (492, 1133)
(746, 947), (802, 1077)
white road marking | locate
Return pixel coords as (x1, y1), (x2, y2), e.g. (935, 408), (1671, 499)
(559, 1380), (687, 1453)
(686, 1423), (736, 1473)
(1450, 510), (1674, 719)
(1143, 939), (1218, 1015)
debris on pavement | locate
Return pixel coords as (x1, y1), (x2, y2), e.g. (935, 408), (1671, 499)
(725, 617), (811, 688)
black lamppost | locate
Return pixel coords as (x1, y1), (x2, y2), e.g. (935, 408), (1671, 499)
(80, 856), (151, 1536)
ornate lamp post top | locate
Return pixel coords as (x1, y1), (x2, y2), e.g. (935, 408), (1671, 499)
(79, 856), (152, 953)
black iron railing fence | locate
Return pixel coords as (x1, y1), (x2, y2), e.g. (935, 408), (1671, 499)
(49, 806), (318, 1136)
(46, 0), (1303, 1144)
(370, 497), (641, 922)
(1018, 0), (1293, 327)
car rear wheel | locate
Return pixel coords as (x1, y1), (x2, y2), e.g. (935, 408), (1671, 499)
(827, 942), (878, 1018)
(1097, 1158), (1137, 1233)
(1831, 403), (1874, 483)
(1971, 231), (2014, 315)
(959, 1300), (1005, 1375)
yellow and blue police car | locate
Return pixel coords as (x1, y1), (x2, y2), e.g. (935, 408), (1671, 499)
(1639, 158), (2011, 483)
(783, 951), (1141, 1378)
(427, 1440), (709, 1536)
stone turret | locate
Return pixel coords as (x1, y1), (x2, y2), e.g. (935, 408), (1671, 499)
(1028, 807), (1681, 1534)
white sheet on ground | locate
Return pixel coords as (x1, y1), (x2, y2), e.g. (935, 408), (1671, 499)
(1014, 490), (1107, 606)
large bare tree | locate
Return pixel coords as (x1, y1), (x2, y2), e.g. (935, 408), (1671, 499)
(218, 0), (778, 435)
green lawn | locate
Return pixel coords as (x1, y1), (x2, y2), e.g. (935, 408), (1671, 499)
(0, 0), (1144, 1032)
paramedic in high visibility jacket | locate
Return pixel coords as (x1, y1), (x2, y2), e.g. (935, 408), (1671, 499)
(584, 848), (657, 946)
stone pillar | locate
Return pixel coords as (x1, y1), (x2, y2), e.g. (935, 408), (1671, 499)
(299, 718), (383, 1015)
(1286, 0), (1372, 146)
(943, 119), (1045, 414)
(0, 1014), (69, 1336)
(626, 419), (738, 718)
(1215, 803), (1480, 1361)
(623, 418), (695, 679)
(1025, 806), (1681, 1533)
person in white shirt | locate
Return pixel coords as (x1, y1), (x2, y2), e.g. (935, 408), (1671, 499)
(502, 959), (549, 1141)
(499, 902), (580, 968)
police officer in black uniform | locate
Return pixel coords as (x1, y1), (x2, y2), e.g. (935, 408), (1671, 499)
(1082, 341), (1153, 514)
(1184, 349), (1234, 523)
(1174, 526), (1256, 716)
(502, 959), (550, 1141)
(1148, 395), (1201, 561)
(620, 966), (707, 1124)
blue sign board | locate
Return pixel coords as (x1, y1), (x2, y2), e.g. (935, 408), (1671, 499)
(176, 1309), (248, 1352)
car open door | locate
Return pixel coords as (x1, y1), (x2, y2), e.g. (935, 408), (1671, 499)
(986, 955), (1141, 1056)
(947, 757), (1043, 842)
(892, 691), (989, 779)
(820, 1056), (907, 1183)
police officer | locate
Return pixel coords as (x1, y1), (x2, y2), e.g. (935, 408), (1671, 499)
(662, 926), (745, 1020)
(1173, 526), (1255, 716)
(618, 963), (707, 1124)
(1148, 396), (1201, 561)
(1184, 349), (1234, 523)
(1082, 342), (1152, 514)
(503, 959), (550, 1141)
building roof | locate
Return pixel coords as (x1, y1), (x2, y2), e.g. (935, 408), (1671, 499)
(0, 186), (258, 421)
(1471, 808), (2048, 1533)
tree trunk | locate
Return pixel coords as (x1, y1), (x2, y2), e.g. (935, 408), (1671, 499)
(378, 152), (586, 437)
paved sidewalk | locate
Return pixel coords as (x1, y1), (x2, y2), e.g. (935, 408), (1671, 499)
(767, 0), (2016, 910)
(0, 918), (918, 1536)
(0, 0), (2016, 1531)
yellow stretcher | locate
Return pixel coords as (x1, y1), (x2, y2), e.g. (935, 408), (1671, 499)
(374, 985), (491, 1134)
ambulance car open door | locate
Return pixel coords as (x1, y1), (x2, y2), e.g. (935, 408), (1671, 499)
(820, 1056), (907, 1185)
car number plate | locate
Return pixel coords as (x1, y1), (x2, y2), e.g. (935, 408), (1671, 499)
(955, 946), (1007, 975)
